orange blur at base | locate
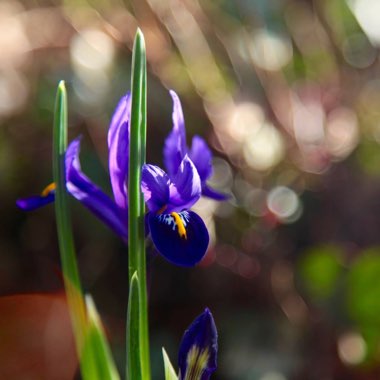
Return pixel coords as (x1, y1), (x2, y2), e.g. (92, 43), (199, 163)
(0, 293), (78, 380)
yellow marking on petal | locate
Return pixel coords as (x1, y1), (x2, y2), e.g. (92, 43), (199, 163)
(170, 212), (187, 239)
(184, 346), (210, 380)
(40, 182), (56, 197)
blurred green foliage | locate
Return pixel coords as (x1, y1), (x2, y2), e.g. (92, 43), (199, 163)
(298, 245), (343, 300)
(348, 248), (380, 326)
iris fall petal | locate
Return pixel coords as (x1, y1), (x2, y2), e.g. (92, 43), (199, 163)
(66, 137), (128, 240)
(148, 210), (209, 267)
(16, 192), (55, 211)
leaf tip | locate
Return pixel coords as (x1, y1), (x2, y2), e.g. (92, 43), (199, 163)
(131, 270), (139, 283)
(134, 28), (146, 50)
(85, 294), (98, 325)
(162, 347), (178, 380)
(136, 27), (143, 37)
(58, 80), (66, 92)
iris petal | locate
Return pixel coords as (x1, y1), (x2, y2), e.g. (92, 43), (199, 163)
(108, 93), (131, 210)
(169, 155), (201, 211)
(189, 136), (229, 201)
(189, 136), (212, 182)
(148, 210), (209, 267)
(16, 192), (55, 211)
(202, 184), (229, 201)
(164, 90), (187, 177)
(178, 308), (218, 380)
(66, 137), (128, 240)
(141, 164), (170, 213)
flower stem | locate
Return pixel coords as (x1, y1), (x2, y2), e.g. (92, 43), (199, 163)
(127, 29), (150, 380)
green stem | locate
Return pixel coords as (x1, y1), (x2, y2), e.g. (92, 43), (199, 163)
(127, 29), (150, 380)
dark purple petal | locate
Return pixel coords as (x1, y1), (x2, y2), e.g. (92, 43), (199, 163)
(66, 137), (128, 240)
(163, 90), (187, 177)
(148, 210), (209, 267)
(168, 155), (201, 211)
(16, 192), (55, 211)
(178, 308), (218, 380)
(108, 93), (131, 210)
(202, 184), (230, 201)
(189, 136), (212, 182)
(141, 164), (170, 213)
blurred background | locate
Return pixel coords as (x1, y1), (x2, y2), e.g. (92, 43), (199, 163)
(2, 0), (380, 379)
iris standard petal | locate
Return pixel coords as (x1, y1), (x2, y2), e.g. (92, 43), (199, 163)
(148, 210), (209, 267)
(164, 90), (187, 177)
(66, 137), (128, 240)
(169, 155), (201, 211)
(188, 136), (212, 182)
(108, 93), (131, 210)
(141, 164), (170, 213)
(16, 192), (55, 211)
(178, 308), (218, 380)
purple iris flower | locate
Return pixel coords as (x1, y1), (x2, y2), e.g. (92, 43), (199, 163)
(17, 91), (225, 267)
(177, 308), (218, 380)
(141, 157), (209, 267)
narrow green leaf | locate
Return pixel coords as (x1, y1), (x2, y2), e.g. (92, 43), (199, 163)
(128, 28), (145, 282)
(126, 272), (142, 380)
(127, 28), (151, 380)
(53, 81), (119, 380)
(81, 296), (120, 380)
(52, 81), (87, 351)
(136, 28), (150, 380)
(162, 348), (178, 380)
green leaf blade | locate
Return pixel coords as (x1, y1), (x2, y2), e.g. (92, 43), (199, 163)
(52, 81), (87, 350)
(126, 272), (142, 380)
(81, 296), (120, 380)
(53, 81), (120, 380)
(162, 348), (178, 380)
(127, 29), (150, 380)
